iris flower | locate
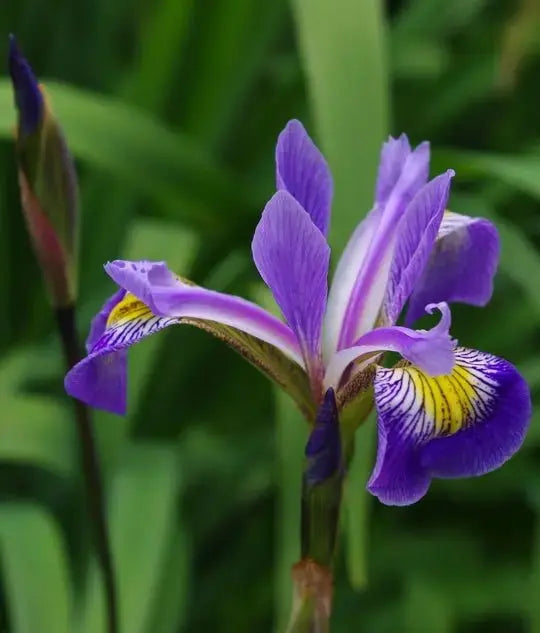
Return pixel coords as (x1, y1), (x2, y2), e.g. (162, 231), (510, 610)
(65, 120), (531, 505)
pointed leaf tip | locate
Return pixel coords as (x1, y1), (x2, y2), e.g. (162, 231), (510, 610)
(8, 34), (43, 135)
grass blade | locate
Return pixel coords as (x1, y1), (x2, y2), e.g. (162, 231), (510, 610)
(291, 0), (389, 251)
(75, 444), (181, 633)
(291, 0), (389, 589)
(0, 504), (72, 633)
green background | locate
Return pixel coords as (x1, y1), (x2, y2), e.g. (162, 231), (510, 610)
(1, 0), (540, 631)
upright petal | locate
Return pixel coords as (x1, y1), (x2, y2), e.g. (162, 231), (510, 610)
(252, 191), (330, 381)
(329, 142), (431, 352)
(323, 209), (379, 360)
(66, 260), (314, 416)
(384, 171), (454, 323)
(405, 212), (499, 325)
(324, 303), (455, 389)
(375, 134), (412, 205)
(276, 119), (333, 235)
(368, 347), (531, 506)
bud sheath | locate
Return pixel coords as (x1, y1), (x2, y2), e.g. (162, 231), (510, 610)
(9, 35), (79, 306)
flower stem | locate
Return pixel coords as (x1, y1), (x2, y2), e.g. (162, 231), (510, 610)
(55, 305), (118, 633)
(286, 468), (344, 633)
(286, 558), (333, 633)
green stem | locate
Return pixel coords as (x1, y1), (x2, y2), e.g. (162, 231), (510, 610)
(55, 305), (118, 633)
(285, 386), (374, 633)
(286, 471), (344, 633)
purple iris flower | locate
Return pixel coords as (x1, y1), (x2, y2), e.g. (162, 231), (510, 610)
(65, 120), (531, 506)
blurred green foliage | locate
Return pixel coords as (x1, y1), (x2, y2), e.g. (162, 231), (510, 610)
(0, 0), (540, 631)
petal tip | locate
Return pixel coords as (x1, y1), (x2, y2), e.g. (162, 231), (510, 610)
(64, 356), (127, 416)
(64, 355), (128, 416)
(8, 35), (43, 135)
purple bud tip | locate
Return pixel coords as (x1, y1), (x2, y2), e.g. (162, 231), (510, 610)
(8, 34), (43, 135)
(305, 388), (341, 485)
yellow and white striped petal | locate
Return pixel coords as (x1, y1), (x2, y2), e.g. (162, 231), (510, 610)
(368, 347), (530, 506)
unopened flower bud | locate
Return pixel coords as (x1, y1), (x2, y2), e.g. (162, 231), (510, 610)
(305, 388), (341, 485)
(9, 35), (79, 307)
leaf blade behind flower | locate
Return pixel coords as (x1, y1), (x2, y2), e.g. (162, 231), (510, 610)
(0, 503), (72, 633)
(0, 80), (254, 232)
(291, 0), (389, 590)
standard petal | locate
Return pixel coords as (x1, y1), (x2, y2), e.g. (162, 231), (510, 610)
(329, 142), (431, 351)
(405, 212), (500, 325)
(275, 119), (333, 235)
(252, 190), (330, 377)
(367, 347), (531, 506)
(375, 134), (412, 205)
(65, 290), (179, 415)
(323, 209), (379, 360)
(384, 171), (454, 323)
(324, 303), (455, 389)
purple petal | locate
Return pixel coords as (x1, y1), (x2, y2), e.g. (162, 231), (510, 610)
(331, 142), (431, 350)
(276, 119), (333, 235)
(305, 388), (341, 485)
(8, 35), (43, 135)
(106, 259), (304, 366)
(252, 190), (330, 377)
(323, 209), (379, 360)
(85, 288), (126, 352)
(375, 134), (412, 205)
(405, 212), (500, 326)
(368, 347), (531, 506)
(384, 171), (454, 324)
(103, 260), (178, 312)
(66, 260), (306, 414)
(65, 290), (179, 415)
(324, 303), (455, 389)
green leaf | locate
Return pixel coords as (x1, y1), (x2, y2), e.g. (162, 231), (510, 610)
(121, 0), (195, 111)
(75, 443), (181, 633)
(0, 80), (251, 232)
(404, 577), (452, 633)
(0, 503), (72, 633)
(291, 0), (389, 590)
(0, 395), (75, 476)
(343, 418), (376, 589)
(450, 191), (540, 318)
(274, 390), (306, 632)
(393, 0), (487, 39)
(435, 149), (540, 202)
(497, 219), (540, 318)
(183, 0), (286, 149)
(144, 527), (190, 633)
(530, 513), (540, 633)
(291, 0), (389, 252)
(0, 344), (62, 392)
